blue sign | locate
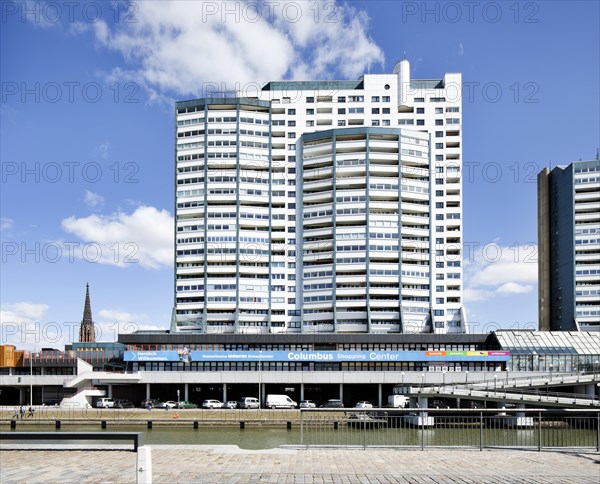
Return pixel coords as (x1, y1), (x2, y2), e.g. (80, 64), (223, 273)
(124, 350), (510, 363)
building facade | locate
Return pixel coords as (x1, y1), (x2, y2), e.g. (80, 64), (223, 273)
(174, 60), (466, 334)
(538, 160), (600, 331)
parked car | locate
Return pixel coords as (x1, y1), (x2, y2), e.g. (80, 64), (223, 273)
(141, 399), (161, 408)
(355, 401), (373, 409)
(225, 401), (238, 409)
(95, 398), (115, 408)
(238, 397), (260, 409)
(42, 399), (61, 406)
(431, 399), (451, 409)
(319, 399), (344, 408)
(176, 401), (198, 409)
(114, 399), (134, 409)
(299, 400), (316, 409)
(164, 401), (177, 409)
(201, 399), (224, 409)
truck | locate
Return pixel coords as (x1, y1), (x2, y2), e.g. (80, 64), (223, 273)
(265, 394), (298, 409)
(387, 394), (409, 408)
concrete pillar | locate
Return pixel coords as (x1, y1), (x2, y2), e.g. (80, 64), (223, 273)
(146, 383), (151, 399)
(137, 446), (152, 484)
(585, 384), (595, 398)
(378, 384), (382, 407)
(222, 384), (227, 403)
(339, 383), (343, 403)
(107, 384), (113, 398)
(184, 383), (189, 401)
(418, 396), (428, 417)
(300, 383), (304, 401)
(19, 388), (25, 405)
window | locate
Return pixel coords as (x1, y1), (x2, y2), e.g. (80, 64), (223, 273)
(435, 178), (444, 185)
(436, 214), (444, 220)
(372, 96), (380, 102)
(436, 274), (444, 280)
(436, 298), (444, 304)
(435, 119), (443, 125)
(338, 96), (346, 102)
(288, 120), (296, 127)
(436, 286), (444, 292)
(288, 144), (296, 150)
(338, 108), (346, 114)
(382, 120), (390, 126)
(435, 107), (443, 114)
(372, 108), (380, 114)
(382, 96), (390, 102)
(446, 107), (459, 112)
(436, 226), (444, 233)
(338, 120), (346, 126)
(288, 109), (296, 115)
(435, 143), (443, 149)
(435, 155), (444, 161)
(435, 131), (443, 137)
(372, 120), (380, 126)
(435, 190), (444, 196)
(416, 108), (425, 114)
(306, 109), (314, 115)
(416, 120), (425, 125)
(436, 202), (444, 209)
(306, 120), (314, 127)
(382, 108), (390, 114)
(306, 96), (314, 103)
(436, 238), (444, 244)
(415, 97), (424, 102)
(430, 97), (446, 102)
(288, 132), (296, 138)
(349, 107), (364, 114)
(349, 95), (364, 102)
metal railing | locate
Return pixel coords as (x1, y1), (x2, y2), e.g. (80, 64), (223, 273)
(299, 408), (600, 451)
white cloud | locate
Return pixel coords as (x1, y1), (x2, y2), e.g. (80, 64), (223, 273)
(1, 302), (49, 323)
(84, 190), (105, 210)
(60, 206), (174, 269)
(497, 282), (533, 295)
(1, 217), (14, 230)
(72, 1), (384, 98)
(98, 309), (142, 323)
(92, 141), (110, 160)
(463, 243), (538, 303)
(0, 302), (51, 349)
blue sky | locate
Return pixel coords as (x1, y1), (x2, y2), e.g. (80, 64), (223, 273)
(1, 1), (599, 348)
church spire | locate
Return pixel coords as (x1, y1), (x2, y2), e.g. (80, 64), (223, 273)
(79, 283), (96, 342)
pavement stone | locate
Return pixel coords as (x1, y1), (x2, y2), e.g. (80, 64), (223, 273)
(0, 445), (598, 483)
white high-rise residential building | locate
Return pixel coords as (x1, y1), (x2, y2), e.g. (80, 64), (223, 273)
(173, 60), (467, 334)
(538, 159), (600, 331)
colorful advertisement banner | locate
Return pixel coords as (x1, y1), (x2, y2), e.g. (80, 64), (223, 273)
(124, 350), (511, 363)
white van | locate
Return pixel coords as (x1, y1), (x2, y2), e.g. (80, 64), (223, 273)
(238, 397), (260, 409)
(95, 398), (115, 408)
(266, 394), (298, 409)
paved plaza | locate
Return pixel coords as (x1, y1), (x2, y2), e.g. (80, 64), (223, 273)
(0, 445), (598, 483)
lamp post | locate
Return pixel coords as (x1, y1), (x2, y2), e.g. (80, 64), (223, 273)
(177, 389), (180, 408)
(258, 350), (262, 408)
(465, 370), (469, 385)
(29, 351), (33, 406)
(494, 375), (497, 394)
(401, 372), (405, 386)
